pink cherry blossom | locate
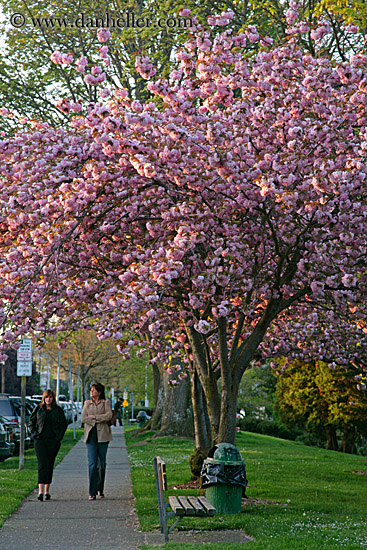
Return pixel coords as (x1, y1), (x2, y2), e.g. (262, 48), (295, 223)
(50, 51), (63, 65)
(61, 53), (73, 65)
(76, 56), (88, 73)
(97, 28), (111, 43)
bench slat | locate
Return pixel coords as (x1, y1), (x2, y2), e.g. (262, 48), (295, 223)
(198, 496), (217, 516)
(168, 495), (186, 515)
(161, 466), (168, 491)
(177, 496), (196, 515)
(187, 496), (207, 516)
(156, 458), (168, 491)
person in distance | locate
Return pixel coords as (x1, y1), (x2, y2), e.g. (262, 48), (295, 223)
(81, 382), (113, 500)
(29, 389), (68, 501)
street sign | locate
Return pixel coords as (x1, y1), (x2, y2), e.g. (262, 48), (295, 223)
(17, 339), (32, 377)
(122, 399), (129, 407)
(17, 362), (32, 376)
(17, 339), (32, 361)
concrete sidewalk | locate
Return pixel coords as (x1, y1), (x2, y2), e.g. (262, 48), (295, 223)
(0, 426), (161, 550)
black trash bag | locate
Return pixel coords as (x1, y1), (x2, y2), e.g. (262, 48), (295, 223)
(201, 461), (248, 488)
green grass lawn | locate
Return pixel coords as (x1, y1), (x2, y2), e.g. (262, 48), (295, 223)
(125, 428), (367, 549)
(0, 429), (82, 526)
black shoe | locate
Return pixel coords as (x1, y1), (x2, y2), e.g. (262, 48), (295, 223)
(89, 495), (96, 500)
(37, 493), (43, 502)
(45, 493), (51, 500)
(98, 492), (105, 498)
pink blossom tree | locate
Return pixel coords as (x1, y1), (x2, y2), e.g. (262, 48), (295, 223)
(1, 9), (367, 447)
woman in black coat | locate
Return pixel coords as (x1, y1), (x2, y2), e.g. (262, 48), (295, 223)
(29, 389), (68, 501)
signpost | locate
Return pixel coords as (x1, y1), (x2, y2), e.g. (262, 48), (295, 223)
(131, 391), (134, 422)
(17, 339), (32, 470)
(68, 359), (76, 439)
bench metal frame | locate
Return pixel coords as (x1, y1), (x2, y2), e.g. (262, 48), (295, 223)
(154, 456), (216, 542)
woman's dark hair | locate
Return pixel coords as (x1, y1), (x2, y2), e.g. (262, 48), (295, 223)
(41, 389), (56, 410)
(91, 382), (106, 400)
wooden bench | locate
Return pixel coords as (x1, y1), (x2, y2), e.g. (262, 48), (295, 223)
(154, 456), (216, 542)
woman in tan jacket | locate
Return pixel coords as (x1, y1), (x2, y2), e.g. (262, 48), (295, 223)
(81, 382), (113, 500)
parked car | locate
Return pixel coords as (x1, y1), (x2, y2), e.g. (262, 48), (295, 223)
(0, 394), (32, 450)
(0, 417), (15, 461)
(27, 397), (40, 410)
(59, 401), (73, 424)
(0, 394), (21, 446)
(0, 415), (16, 447)
(31, 395), (43, 403)
(9, 397), (33, 447)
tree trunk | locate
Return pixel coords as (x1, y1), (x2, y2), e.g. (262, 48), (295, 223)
(217, 385), (238, 445)
(216, 317), (238, 444)
(340, 427), (355, 454)
(155, 368), (193, 438)
(185, 325), (221, 443)
(186, 300), (288, 447)
(191, 369), (211, 454)
(142, 362), (163, 431)
(325, 426), (338, 450)
(1, 362), (5, 393)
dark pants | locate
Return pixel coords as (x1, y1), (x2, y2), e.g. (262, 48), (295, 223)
(34, 438), (61, 484)
(86, 428), (109, 497)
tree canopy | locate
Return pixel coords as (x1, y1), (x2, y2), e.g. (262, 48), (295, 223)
(275, 359), (367, 452)
(0, 8), (366, 445)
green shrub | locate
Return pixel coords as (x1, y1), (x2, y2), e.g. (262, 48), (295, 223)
(238, 417), (300, 440)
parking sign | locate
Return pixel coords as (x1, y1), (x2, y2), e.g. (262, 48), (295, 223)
(17, 339), (32, 376)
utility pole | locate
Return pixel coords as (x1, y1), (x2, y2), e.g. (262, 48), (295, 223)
(68, 359), (76, 439)
(56, 350), (61, 403)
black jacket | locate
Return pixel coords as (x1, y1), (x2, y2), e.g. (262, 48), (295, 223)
(29, 404), (68, 441)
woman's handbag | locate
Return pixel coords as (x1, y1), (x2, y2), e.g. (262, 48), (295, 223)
(107, 410), (116, 427)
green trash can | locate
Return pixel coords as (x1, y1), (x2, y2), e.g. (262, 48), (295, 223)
(136, 410), (150, 427)
(201, 443), (247, 514)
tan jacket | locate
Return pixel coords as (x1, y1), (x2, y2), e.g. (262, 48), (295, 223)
(81, 399), (113, 443)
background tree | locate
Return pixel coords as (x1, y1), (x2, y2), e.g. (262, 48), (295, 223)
(274, 360), (367, 452)
(200, 0), (365, 58)
(41, 330), (124, 399)
(0, 0), (199, 131)
(238, 362), (276, 420)
(1, 0), (364, 133)
(115, 348), (156, 409)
